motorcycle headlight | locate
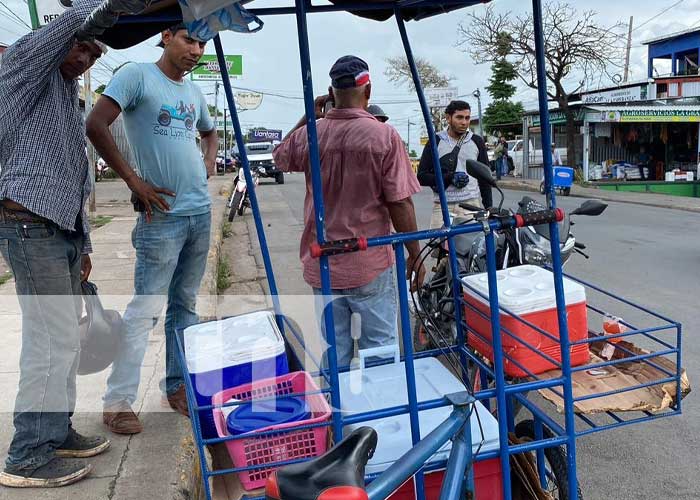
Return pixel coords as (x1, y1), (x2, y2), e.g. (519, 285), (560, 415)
(522, 243), (552, 267)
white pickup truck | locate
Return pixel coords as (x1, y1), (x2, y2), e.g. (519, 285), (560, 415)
(506, 140), (568, 175)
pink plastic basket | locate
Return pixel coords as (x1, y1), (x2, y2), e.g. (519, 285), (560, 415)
(212, 371), (331, 491)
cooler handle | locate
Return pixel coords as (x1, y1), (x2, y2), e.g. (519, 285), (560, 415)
(358, 345), (400, 373)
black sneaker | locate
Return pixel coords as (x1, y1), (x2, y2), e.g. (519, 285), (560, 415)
(0, 458), (91, 488)
(55, 428), (111, 459)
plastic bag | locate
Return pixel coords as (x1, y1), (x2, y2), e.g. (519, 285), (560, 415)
(178, 0), (263, 41)
(78, 281), (124, 375)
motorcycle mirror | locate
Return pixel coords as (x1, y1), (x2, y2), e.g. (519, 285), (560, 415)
(570, 200), (608, 216)
(465, 159), (497, 187)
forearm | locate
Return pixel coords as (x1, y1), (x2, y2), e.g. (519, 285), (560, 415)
(387, 198), (420, 257)
(87, 120), (139, 186)
(201, 131), (218, 164)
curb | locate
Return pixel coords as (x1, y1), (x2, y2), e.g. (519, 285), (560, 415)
(178, 175), (234, 500)
(498, 179), (700, 214)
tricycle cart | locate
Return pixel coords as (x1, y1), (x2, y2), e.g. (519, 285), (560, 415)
(539, 166), (574, 196)
(99, 1), (685, 499)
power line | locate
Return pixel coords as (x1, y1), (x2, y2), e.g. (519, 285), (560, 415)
(632, 0), (684, 33)
(0, 0), (31, 30)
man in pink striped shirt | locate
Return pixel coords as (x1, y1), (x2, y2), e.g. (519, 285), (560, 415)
(273, 55), (425, 368)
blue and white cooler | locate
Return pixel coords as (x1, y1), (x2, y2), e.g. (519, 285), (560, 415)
(338, 347), (502, 499)
(184, 311), (289, 439)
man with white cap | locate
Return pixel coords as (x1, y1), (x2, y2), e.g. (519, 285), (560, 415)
(0, 0), (111, 489)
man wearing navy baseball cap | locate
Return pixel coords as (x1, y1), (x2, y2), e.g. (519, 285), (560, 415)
(274, 55), (425, 369)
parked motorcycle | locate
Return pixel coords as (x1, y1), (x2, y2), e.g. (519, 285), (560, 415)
(227, 166), (260, 221)
(95, 158), (111, 182)
(412, 163), (607, 354)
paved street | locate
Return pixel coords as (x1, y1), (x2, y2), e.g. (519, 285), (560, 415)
(229, 172), (697, 500)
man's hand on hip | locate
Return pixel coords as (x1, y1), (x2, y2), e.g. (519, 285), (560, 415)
(126, 176), (175, 223)
(81, 254), (92, 282)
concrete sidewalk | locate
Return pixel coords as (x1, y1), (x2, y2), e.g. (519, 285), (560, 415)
(0, 175), (232, 500)
(498, 177), (700, 213)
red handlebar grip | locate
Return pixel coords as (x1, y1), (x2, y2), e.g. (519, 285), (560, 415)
(515, 208), (565, 228)
(310, 237), (368, 258)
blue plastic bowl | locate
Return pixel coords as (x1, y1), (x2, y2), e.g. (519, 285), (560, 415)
(226, 396), (311, 436)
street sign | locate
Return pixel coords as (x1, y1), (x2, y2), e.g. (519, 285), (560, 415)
(425, 87), (458, 108)
(215, 119), (234, 129)
(235, 91), (263, 110)
(27, 0), (70, 29)
(192, 55), (243, 81)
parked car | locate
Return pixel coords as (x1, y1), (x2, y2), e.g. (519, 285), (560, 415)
(244, 141), (284, 184)
(508, 140), (567, 176)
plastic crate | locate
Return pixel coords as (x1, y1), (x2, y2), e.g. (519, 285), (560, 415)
(212, 371), (331, 491)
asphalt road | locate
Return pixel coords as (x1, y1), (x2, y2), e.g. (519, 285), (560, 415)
(242, 172), (697, 500)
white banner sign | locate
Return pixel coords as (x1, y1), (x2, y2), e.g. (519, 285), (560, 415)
(29, 0), (71, 28)
(425, 87), (459, 108)
(582, 85), (647, 105)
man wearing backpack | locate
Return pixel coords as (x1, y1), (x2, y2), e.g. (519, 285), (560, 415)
(417, 100), (492, 228)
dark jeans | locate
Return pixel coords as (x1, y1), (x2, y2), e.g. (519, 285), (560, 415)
(0, 220), (83, 472)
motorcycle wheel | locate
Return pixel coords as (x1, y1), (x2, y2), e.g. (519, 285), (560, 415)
(539, 182), (546, 194)
(514, 420), (584, 500)
(562, 187), (571, 196)
(228, 191), (244, 221)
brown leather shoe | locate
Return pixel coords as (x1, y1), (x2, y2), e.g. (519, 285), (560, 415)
(165, 386), (190, 417)
(103, 402), (143, 435)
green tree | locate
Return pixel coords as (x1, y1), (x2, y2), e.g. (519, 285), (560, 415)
(384, 56), (454, 132)
(208, 104), (223, 117)
(482, 32), (523, 134)
(95, 84), (106, 95)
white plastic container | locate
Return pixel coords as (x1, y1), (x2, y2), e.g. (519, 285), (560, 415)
(337, 351), (500, 475)
(184, 311), (289, 438)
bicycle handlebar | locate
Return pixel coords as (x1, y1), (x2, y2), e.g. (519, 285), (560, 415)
(308, 209), (564, 258)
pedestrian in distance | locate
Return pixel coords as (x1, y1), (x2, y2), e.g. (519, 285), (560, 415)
(86, 22), (218, 435)
(417, 100), (493, 228)
(273, 55), (426, 369)
(0, 0), (112, 488)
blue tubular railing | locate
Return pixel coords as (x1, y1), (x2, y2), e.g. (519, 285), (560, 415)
(292, 0), (343, 444)
(213, 37), (282, 325)
(530, 0), (578, 497)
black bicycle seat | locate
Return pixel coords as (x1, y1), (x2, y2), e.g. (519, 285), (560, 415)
(266, 427), (377, 500)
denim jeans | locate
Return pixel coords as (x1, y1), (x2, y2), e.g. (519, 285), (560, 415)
(314, 267), (398, 369)
(104, 211), (211, 406)
(0, 220), (83, 472)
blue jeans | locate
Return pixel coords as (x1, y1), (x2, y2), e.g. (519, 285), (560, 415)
(314, 267), (398, 369)
(498, 157), (509, 176)
(0, 220), (83, 472)
(104, 211), (211, 406)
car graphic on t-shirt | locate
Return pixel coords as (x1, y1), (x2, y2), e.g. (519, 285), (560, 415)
(157, 102), (196, 130)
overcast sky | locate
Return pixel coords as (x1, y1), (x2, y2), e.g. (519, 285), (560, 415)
(2, 0), (699, 151)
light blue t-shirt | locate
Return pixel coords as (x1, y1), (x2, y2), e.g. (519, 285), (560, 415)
(104, 63), (214, 215)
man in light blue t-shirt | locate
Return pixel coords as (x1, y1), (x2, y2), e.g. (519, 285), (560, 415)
(86, 23), (217, 435)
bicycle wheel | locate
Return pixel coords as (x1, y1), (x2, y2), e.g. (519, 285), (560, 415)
(514, 420), (584, 500)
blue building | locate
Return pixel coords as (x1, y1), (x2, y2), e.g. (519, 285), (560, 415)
(646, 27), (700, 78)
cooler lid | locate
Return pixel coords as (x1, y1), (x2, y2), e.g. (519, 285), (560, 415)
(338, 358), (500, 474)
(226, 397), (311, 436)
(461, 265), (586, 315)
(184, 311), (285, 373)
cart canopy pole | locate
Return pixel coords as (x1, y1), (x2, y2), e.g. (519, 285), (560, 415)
(293, 0), (343, 443)
(530, 1), (578, 498)
(213, 36), (283, 323)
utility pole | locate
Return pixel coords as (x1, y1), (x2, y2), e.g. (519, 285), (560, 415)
(407, 121), (416, 156)
(223, 106), (228, 157)
(85, 69), (96, 214)
(214, 81), (220, 154)
(623, 16), (634, 82)
(473, 88), (484, 138)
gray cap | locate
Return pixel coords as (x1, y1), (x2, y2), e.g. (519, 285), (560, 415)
(367, 104), (388, 122)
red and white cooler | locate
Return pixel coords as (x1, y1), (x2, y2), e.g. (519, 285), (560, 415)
(461, 265), (589, 377)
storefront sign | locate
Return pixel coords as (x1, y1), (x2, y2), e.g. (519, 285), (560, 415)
(425, 87), (458, 108)
(28, 0), (70, 29)
(594, 108), (700, 123)
(582, 85), (647, 105)
(530, 109), (585, 127)
(191, 55), (243, 81)
(248, 129), (283, 142)
(235, 91), (263, 110)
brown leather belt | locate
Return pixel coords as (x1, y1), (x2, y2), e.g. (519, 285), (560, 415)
(0, 202), (50, 224)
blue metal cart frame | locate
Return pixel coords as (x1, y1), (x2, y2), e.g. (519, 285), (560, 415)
(116, 1), (685, 499)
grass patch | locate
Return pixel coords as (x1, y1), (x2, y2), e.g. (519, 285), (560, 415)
(90, 215), (114, 229)
(222, 221), (233, 239)
(217, 255), (232, 293)
(0, 271), (12, 286)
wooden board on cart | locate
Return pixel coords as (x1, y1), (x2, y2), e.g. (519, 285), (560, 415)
(536, 338), (690, 414)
